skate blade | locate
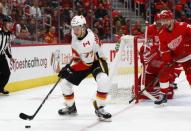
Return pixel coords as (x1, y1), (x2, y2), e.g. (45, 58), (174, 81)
(98, 117), (112, 122)
(59, 112), (78, 116)
(154, 103), (167, 108)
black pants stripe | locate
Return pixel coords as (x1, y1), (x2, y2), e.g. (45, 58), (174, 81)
(0, 55), (10, 91)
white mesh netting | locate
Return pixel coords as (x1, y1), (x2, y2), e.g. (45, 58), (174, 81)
(108, 35), (143, 104)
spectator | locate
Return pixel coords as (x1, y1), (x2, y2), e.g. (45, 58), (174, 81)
(135, 0), (146, 17)
(1, 0), (8, 15)
(15, 18), (28, 37)
(183, 3), (191, 18)
(61, 7), (71, 25)
(121, 19), (130, 35)
(51, 10), (58, 26)
(94, 3), (108, 19)
(17, 26), (32, 40)
(36, 27), (46, 43)
(131, 20), (144, 36)
(30, 1), (42, 18)
(93, 20), (104, 39)
(61, 0), (72, 9)
(112, 9), (120, 18)
(27, 18), (36, 40)
(74, 0), (84, 9)
(44, 26), (58, 44)
(113, 20), (123, 35)
(0, 2), (5, 27)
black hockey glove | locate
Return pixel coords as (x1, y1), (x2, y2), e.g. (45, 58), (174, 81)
(58, 64), (73, 78)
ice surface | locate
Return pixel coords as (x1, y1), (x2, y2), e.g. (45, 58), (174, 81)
(0, 72), (191, 131)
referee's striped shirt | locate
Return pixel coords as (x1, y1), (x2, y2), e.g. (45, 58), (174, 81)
(0, 28), (12, 58)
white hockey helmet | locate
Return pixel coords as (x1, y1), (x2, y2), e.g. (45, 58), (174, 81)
(71, 15), (86, 27)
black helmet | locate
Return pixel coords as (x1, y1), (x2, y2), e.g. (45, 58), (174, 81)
(3, 15), (13, 23)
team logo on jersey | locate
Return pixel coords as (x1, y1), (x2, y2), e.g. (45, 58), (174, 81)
(51, 49), (61, 73)
(167, 35), (182, 50)
(83, 41), (90, 47)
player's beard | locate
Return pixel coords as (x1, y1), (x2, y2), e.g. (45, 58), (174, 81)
(162, 20), (174, 32)
(167, 21), (174, 32)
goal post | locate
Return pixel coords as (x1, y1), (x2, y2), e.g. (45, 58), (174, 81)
(108, 35), (144, 104)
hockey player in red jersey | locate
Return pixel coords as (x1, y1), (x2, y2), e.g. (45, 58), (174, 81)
(57, 15), (111, 121)
(139, 13), (162, 99)
(146, 13), (162, 44)
(139, 13), (178, 102)
(157, 10), (191, 105)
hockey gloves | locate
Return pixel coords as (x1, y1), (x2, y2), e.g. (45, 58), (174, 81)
(58, 64), (73, 78)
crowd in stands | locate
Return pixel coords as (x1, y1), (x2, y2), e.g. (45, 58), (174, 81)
(0, 0), (191, 45)
(135, 0), (191, 23)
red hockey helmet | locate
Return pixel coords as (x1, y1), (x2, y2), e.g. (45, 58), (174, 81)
(160, 10), (173, 20)
(160, 10), (174, 31)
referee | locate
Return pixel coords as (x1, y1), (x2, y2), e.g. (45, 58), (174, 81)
(0, 15), (15, 95)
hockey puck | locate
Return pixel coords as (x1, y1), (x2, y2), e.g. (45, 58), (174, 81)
(25, 125), (31, 128)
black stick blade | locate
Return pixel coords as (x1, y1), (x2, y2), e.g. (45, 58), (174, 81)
(19, 113), (33, 120)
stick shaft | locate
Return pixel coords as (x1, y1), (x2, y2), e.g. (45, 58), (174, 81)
(19, 78), (61, 120)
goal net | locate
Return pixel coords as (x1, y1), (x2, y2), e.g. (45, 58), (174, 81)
(108, 35), (144, 104)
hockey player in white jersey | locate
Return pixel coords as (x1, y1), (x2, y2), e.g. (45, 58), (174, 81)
(58, 15), (112, 121)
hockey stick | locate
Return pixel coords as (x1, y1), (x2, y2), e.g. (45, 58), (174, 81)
(141, 65), (158, 101)
(140, 22), (157, 101)
(140, 21), (148, 90)
(129, 77), (158, 104)
(19, 59), (73, 120)
(19, 77), (62, 120)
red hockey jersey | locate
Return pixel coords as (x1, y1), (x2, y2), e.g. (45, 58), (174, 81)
(147, 24), (160, 44)
(159, 21), (191, 63)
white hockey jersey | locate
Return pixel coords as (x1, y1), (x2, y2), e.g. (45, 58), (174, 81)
(71, 28), (105, 71)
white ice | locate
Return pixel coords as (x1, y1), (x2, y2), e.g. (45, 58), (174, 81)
(0, 72), (191, 131)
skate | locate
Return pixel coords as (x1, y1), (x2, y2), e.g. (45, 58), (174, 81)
(154, 93), (167, 106)
(0, 89), (9, 95)
(95, 106), (112, 122)
(58, 103), (77, 115)
(93, 101), (112, 122)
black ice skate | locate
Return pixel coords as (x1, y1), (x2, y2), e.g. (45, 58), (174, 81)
(93, 101), (112, 122)
(58, 103), (77, 115)
(0, 89), (9, 95)
(154, 93), (167, 105)
(95, 106), (112, 122)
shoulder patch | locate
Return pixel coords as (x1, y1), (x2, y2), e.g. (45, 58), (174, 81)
(94, 34), (102, 46)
